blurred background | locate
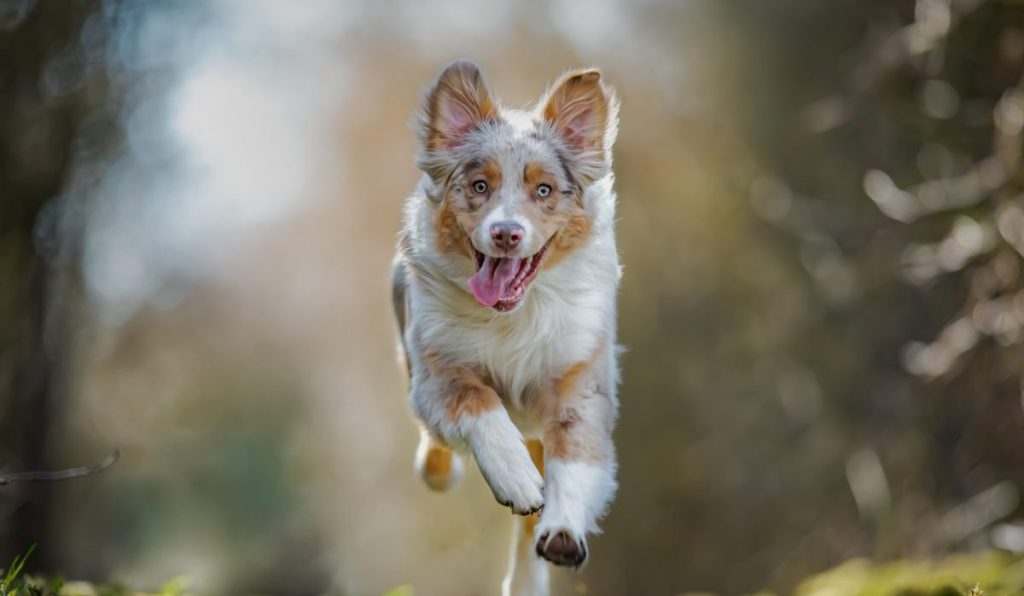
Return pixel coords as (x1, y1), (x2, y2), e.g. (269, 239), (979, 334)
(3, 0), (1024, 594)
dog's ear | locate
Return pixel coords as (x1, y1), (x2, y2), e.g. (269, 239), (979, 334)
(419, 60), (497, 153)
(540, 68), (618, 182)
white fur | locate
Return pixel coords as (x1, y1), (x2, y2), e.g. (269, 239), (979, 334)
(468, 409), (544, 513)
(503, 520), (550, 596)
(535, 459), (618, 559)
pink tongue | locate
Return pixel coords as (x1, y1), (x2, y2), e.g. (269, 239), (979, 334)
(469, 256), (521, 307)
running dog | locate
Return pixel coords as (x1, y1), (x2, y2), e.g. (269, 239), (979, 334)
(392, 60), (621, 595)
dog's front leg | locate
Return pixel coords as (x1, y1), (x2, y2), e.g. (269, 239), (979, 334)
(533, 362), (618, 568)
(412, 365), (544, 515)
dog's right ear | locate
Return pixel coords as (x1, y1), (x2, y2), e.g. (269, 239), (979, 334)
(417, 60), (497, 155)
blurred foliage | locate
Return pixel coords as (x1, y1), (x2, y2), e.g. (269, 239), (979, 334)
(1, 543), (186, 596)
(605, 0), (1024, 590)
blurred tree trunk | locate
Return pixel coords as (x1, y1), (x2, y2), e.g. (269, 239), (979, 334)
(0, 0), (97, 564)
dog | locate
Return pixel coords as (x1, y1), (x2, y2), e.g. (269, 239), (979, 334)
(391, 60), (621, 596)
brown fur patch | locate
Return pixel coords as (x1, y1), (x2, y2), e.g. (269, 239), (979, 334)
(420, 346), (450, 374)
(524, 162), (560, 211)
(523, 439), (545, 534)
(424, 445), (453, 478)
(434, 200), (473, 258)
(530, 343), (610, 463)
(435, 158), (505, 257)
(444, 366), (500, 422)
(544, 407), (609, 462)
(528, 341), (605, 419)
(523, 510), (540, 535)
(523, 162), (546, 185)
(526, 438), (545, 476)
(544, 407), (583, 461)
(554, 359), (590, 398)
(482, 158), (502, 189)
(515, 161), (594, 268)
(418, 347), (499, 423)
(543, 211), (592, 270)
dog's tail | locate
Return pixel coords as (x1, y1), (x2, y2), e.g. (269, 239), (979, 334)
(391, 254), (411, 379)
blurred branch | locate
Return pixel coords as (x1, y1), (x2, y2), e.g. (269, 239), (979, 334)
(865, 63), (1024, 224)
(0, 449), (118, 486)
(852, 0), (984, 92)
(801, 0), (986, 133)
(864, 157), (1008, 223)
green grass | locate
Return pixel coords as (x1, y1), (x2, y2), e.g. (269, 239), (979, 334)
(1, 544), (36, 596)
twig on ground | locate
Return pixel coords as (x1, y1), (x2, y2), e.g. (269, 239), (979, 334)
(0, 449), (119, 486)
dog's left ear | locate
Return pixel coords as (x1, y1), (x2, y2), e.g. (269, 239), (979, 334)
(540, 68), (619, 180)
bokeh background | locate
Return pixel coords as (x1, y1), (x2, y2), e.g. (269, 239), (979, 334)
(3, 0), (1024, 594)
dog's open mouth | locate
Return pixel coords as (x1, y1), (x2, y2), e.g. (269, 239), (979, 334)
(469, 240), (550, 312)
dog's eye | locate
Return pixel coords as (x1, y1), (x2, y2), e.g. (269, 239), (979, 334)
(472, 180), (489, 194)
(537, 184), (552, 198)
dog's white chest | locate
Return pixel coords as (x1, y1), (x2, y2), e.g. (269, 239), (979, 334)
(420, 281), (609, 406)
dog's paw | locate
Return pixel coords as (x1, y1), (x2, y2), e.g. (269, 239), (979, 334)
(476, 445), (544, 515)
(469, 412), (545, 514)
(535, 528), (587, 568)
(483, 459), (544, 515)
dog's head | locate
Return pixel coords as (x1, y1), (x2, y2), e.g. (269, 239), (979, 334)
(415, 61), (618, 313)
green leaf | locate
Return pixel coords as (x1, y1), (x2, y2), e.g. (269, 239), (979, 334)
(158, 576), (189, 596)
(2, 544), (37, 594)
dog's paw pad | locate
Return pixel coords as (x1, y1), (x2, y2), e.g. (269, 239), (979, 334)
(536, 530), (587, 568)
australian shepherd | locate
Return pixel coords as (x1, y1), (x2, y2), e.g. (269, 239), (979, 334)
(391, 60), (621, 596)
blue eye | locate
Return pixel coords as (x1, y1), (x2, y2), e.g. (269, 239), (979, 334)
(537, 184), (552, 197)
(473, 180), (489, 194)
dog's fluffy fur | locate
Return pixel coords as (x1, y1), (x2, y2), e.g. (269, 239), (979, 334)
(392, 61), (621, 595)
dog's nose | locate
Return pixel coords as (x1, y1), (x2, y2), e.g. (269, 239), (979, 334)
(490, 221), (525, 251)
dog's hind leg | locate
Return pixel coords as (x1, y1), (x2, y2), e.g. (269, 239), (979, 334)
(414, 426), (465, 492)
(502, 439), (550, 596)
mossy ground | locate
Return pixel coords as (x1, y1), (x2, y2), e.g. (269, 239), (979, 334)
(794, 551), (1024, 596)
(4, 549), (1024, 595)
